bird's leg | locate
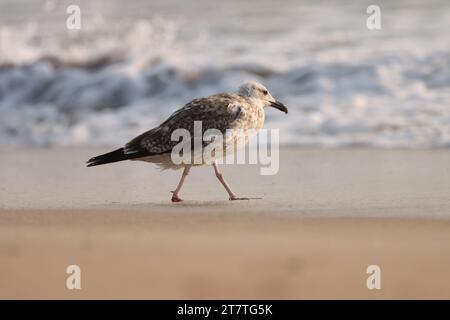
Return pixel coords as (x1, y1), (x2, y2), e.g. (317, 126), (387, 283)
(212, 162), (249, 201)
(171, 165), (191, 202)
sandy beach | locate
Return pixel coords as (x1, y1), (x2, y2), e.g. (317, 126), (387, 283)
(1, 147), (450, 299)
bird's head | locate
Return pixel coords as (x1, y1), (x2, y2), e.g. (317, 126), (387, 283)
(237, 81), (288, 114)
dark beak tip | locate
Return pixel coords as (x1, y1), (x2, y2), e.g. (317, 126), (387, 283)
(270, 100), (289, 114)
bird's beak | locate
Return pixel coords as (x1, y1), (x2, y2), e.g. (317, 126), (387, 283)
(270, 100), (288, 114)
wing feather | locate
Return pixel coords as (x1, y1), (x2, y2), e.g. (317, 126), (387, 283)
(124, 93), (246, 155)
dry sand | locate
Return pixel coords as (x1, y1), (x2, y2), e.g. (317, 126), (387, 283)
(0, 147), (449, 299)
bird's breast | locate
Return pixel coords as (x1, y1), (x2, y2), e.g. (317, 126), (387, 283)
(236, 105), (265, 132)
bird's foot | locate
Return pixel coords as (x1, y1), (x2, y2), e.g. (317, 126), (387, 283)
(171, 192), (183, 202)
(229, 195), (263, 201)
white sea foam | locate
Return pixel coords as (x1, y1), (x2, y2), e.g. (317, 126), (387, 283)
(0, 0), (449, 147)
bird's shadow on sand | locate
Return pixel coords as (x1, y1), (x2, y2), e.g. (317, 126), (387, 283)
(153, 200), (233, 208)
(92, 199), (261, 211)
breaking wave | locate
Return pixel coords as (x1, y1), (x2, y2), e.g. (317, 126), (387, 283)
(0, 0), (449, 147)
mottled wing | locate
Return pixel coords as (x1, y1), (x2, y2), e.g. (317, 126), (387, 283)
(124, 93), (245, 156)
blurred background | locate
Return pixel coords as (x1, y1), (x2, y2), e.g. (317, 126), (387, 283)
(0, 0), (449, 147)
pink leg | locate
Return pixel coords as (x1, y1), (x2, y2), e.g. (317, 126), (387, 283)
(212, 162), (250, 200)
(171, 165), (191, 202)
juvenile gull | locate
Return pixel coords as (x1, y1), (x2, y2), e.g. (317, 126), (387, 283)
(87, 81), (288, 202)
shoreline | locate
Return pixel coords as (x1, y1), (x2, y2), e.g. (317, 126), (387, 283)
(1, 147), (449, 218)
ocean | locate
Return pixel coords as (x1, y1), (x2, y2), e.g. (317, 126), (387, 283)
(0, 0), (449, 147)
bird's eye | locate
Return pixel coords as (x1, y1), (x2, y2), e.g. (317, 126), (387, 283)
(262, 90), (268, 95)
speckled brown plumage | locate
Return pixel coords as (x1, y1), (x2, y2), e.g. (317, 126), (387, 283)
(122, 93), (265, 169)
(87, 81), (287, 171)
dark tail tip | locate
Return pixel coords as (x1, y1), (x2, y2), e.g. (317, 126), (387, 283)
(86, 148), (127, 167)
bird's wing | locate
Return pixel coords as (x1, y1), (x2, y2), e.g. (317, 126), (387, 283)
(124, 93), (246, 155)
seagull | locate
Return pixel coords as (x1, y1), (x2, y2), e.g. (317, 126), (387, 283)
(87, 81), (288, 202)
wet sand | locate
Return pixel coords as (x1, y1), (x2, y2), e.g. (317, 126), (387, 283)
(0, 148), (449, 299)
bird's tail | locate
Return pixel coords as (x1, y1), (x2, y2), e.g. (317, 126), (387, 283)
(86, 148), (129, 167)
